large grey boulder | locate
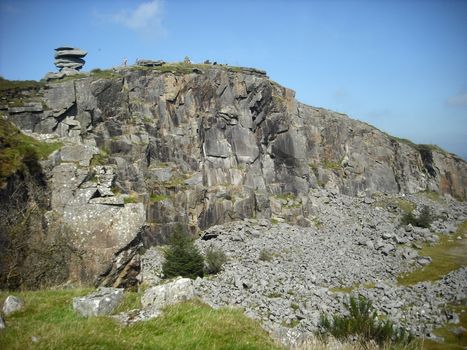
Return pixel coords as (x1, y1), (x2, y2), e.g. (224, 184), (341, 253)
(72, 287), (124, 317)
(136, 59), (165, 67)
(2, 295), (24, 316)
(54, 47), (87, 58)
(141, 277), (196, 310)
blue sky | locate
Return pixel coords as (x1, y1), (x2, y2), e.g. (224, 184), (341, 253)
(1, 0), (466, 159)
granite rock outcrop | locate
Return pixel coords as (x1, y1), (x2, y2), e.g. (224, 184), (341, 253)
(0, 62), (465, 288)
(54, 47), (87, 71)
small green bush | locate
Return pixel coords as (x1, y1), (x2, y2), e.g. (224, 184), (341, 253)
(162, 226), (204, 280)
(204, 247), (227, 275)
(318, 296), (419, 348)
(123, 195), (138, 204)
(401, 205), (433, 228)
(259, 249), (273, 262)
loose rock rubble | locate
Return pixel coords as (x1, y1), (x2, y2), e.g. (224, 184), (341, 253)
(139, 191), (466, 346)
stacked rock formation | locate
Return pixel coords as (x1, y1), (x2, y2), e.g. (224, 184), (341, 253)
(54, 47), (87, 73)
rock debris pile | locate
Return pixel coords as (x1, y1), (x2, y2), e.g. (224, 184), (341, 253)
(139, 191), (467, 347)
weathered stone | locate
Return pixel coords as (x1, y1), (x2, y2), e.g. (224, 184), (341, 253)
(53, 47), (87, 71)
(2, 296), (23, 316)
(136, 59), (165, 67)
(55, 48), (87, 58)
(2, 59), (466, 293)
(112, 308), (161, 326)
(141, 278), (195, 310)
(72, 287), (124, 317)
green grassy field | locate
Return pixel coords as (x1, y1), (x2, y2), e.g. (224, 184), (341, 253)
(0, 289), (282, 350)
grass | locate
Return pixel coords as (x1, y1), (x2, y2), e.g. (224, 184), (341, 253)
(418, 191), (442, 203)
(0, 289), (282, 350)
(311, 217), (324, 229)
(385, 133), (449, 156)
(375, 197), (416, 214)
(132, 62), (207, 75)
(89, 149), (110, 166)
(273, 193), (296, 201)
(322, 160), (341, 170)
(89, 68), (121, 79)
(123, 195), (139, 204)
(0, 119), (62, 184)
(149, 194), (169, 202)
(0, 76), (43, 91)
(423, 303), (467, 350)
(397, 221), (467, 285)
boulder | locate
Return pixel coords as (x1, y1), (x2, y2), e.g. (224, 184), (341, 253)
(136, 59), (165, 67)
(141, 277), (195, 310)
(112, 308), (161, 326)
(72, 287), (124, 317)
(54, 48), (87, 58)
(2, 295), (24, 316)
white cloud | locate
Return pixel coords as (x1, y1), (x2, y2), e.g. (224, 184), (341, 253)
(446, 92), (467, 108)
(97, 0), (165, 39)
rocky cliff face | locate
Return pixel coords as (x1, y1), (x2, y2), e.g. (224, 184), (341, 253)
(1, 63), (465, 287)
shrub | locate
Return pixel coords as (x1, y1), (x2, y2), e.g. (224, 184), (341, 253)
(318, 296), (419, 348)
(162, 226), (204, 279)
(416, 205), (433, 228)
(204, 247), (227, 275)
(401, 205), (433, 228)
(259, 249), (273, 262)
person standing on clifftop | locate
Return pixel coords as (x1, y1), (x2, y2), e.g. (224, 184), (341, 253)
(123, 58), (127, 66)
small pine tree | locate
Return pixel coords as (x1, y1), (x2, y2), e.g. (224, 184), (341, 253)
(162, 225), (204, 280)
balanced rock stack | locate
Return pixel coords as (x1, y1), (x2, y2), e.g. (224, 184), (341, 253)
(45, 47), (87, 80)
(54, 47), (87, 73)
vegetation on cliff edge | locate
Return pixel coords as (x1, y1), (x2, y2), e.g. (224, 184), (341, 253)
(0, 118), (62, 185)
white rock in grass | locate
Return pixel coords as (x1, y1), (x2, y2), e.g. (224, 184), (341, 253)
(2, 295), (24, 316)
(72, 287), (124, 317)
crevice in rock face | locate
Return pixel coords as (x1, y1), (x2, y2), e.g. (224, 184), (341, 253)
(95, 229), (144, 289)
(417, 145), (436, 177)
(390, 140), (403, 193)
(218, 84), (228, 98)
(52, 102), (77, 131)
